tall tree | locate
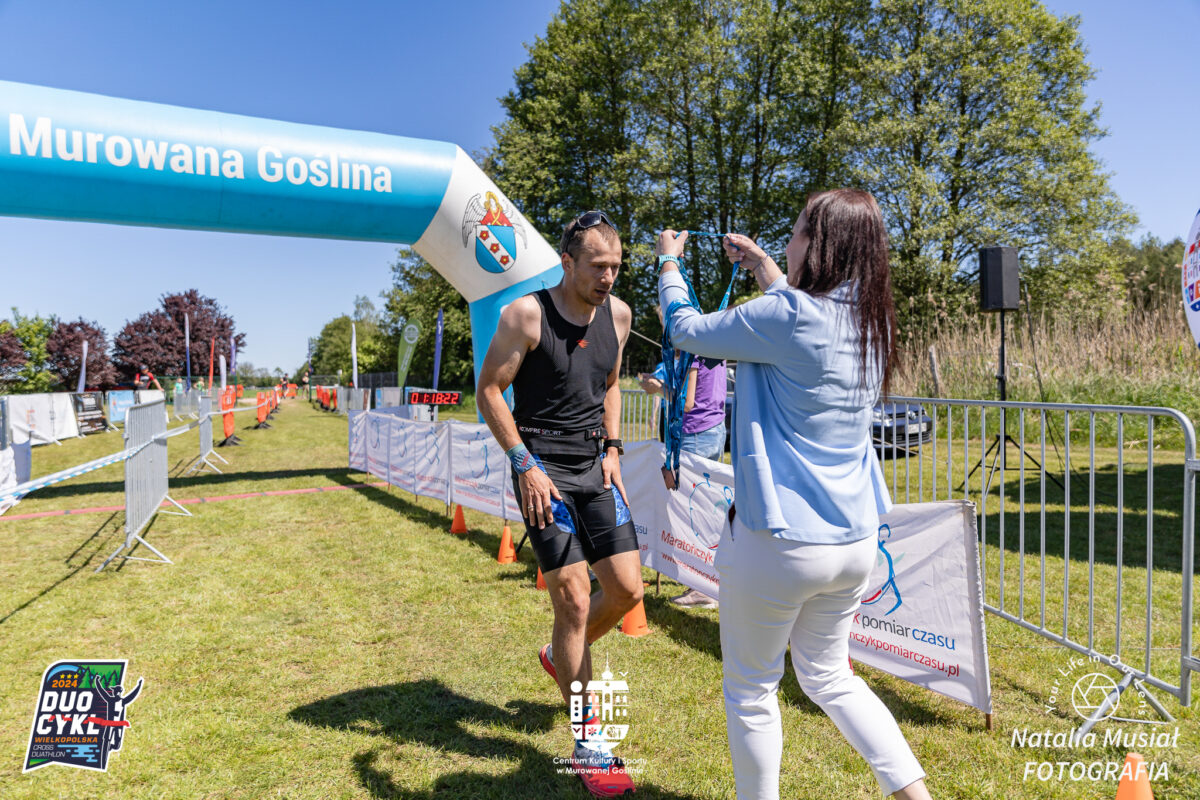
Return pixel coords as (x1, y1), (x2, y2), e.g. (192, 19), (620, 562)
(379, 248), (473, 388)
(487, 0), (1132, 351)
(850, 0), (1132, 333)
(0, 321), (25, 389)
(112, 290), (244, 380)
(45, 318), (118, 390)
(1, 310), (55, 393)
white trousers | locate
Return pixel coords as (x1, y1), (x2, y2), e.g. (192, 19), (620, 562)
(715, 517), (925, 798)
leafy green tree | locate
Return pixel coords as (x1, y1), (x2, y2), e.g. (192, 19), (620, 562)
(487, 0), (1132, 351)
(2, 309), (55, 393)
(1113, 236), (1185, 313)
(380, 249), (473, 388)
(850, 0), (1132, 334)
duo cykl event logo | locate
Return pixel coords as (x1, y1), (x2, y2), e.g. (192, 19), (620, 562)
(24, 660), (144, 773)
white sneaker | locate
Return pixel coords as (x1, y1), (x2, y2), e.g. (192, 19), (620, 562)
(670, 589), (718, 609)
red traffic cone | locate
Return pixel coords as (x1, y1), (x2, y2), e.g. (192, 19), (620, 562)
(536, 567), (547, 590)
(621, 600), (650, 637)
(1115, 753), (1154, 800)
(497, 524), (516, 564)
(450, 505), (468, 534)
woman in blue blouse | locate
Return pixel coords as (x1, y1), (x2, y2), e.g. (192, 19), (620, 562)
(657, 189), (931, 800)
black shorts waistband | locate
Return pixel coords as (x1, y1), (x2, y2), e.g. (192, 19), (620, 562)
(517, 425), (607, 456)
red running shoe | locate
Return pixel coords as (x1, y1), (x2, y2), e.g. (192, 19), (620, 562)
(572, 744), (636, 796)
(539, 643), (558, 682)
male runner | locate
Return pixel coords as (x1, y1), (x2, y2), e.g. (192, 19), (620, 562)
(478, 210), (641, 797)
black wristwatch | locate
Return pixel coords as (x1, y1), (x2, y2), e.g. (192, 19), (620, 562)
(604, 438), (624, 455)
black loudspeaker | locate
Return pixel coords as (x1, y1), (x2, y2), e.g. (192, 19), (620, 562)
(979, 246), (1019, 311)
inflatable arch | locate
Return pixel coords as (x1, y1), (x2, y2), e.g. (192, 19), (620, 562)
(0, 79), (563, 382)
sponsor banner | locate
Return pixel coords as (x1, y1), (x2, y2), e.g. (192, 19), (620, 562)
(449, 422), (509, 518)
(387, 417), (415, 493)
(365, 412), (390, 480)
(847, 500), (992, 712)
(379, 387), (405, 409)
(72, 392), (108, 435)
(413, 422), (450, 502)
(620, 442), (724, 598)
(107, 391), (136, 424)
(348, 410), (368, 472)
(1184, 208), (1200, 348)
(6, 392), (80, 445)
(0, 446), (15, 514)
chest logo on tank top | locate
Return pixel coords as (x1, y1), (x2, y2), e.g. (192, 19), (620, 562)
(461, 191), (527, 274)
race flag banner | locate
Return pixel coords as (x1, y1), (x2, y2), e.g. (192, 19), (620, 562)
(396, 321), (421, 390)
(351, 322), (359, 389)
(432, 308), (444, 391)
(184, 314), (192, 385)
(77, 340), (88, 393)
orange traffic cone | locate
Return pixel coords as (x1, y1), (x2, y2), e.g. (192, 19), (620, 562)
(1115, 753), (1154, 800)
(536, 567), (547, 590)
(621, 600), (651, 637)
(497, 524), (516, 564)
(450, 505), (468, 534)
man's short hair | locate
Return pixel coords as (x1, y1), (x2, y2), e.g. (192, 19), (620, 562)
(560, 211), (620, 259)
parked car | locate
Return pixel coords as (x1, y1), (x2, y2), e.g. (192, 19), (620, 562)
(872, 402), (933, 458)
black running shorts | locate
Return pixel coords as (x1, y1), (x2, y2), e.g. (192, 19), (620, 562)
(512, 453), (639, 574)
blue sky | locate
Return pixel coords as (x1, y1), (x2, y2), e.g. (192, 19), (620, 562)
(0, 0), (1196, 374)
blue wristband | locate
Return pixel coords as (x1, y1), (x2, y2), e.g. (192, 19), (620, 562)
(507, 443), (536, 474)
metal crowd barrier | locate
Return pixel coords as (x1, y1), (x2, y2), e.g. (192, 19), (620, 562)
(97, 400), (191, 571)
(879, 396), (1197, 733)
(620, 389), (660, 444)
(344, 388), (370, 413)
(184, 395), (228, 475)
(173, 388), (200, 419)
(617, 387), (1198, 729)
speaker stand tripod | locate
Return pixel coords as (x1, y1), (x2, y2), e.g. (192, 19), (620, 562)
(960, 308), (1064, 494)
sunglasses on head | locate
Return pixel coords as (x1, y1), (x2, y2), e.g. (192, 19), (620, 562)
(564, 210), (618, 239)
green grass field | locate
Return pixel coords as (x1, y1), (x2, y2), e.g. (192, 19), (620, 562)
(1, 400), (1197, 798)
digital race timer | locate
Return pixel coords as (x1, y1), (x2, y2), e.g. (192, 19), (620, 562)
(408, 390), (462, 406)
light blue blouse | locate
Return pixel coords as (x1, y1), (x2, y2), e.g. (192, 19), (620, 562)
(659, 270), (892, 544)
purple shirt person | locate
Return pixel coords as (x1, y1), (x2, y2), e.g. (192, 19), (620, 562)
(682, 356), (726, 434)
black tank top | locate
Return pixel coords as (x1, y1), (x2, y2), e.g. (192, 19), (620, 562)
(512, 289), (618, 455)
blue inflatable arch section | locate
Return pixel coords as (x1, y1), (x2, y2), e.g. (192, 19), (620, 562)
(0, 80), (563, 382)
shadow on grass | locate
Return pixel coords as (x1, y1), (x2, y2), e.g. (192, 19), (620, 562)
(0, 511), (124, 625)
(975, 461), (1197, 573)
(290, 679), (702, 799)
(28, 467), (362, 500)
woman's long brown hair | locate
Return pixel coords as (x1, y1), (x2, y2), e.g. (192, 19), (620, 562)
(790, 189), (897, 398)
